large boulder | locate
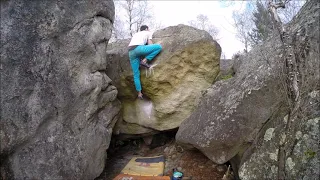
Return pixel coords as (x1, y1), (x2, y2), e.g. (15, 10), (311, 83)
(106, 25), (221, 134)
(176, 1), (319, 177)
(219, 59), (234, 76)
(239, 105), (319, 180)
(238, 1), (320, 179)
(0, 0), (118, 179)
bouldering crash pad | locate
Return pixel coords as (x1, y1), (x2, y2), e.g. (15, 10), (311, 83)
(113, 174), (170, 180)
(113, 155), (171, 180)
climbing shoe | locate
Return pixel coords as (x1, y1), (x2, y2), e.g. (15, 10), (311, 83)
(140, 60), (151, 68)
(138, 94), (144, 100)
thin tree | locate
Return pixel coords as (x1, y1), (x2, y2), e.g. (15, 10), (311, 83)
(122, 0), (153, 37)
(111, 0), (156, 41)
(248, 0), (305, 45)
(232, 10), (253, 52)
(110, 2), (127, 42)
(188, 14), (219, 40)
(248, 1), (274, 45)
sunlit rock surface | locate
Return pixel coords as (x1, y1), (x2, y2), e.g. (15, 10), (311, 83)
(106, 24), (221, 134)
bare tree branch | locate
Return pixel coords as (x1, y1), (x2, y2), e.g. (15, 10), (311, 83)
(232, 10), (253, 52)
(188, 14), (219, 40)
(112, 0), (155, 40)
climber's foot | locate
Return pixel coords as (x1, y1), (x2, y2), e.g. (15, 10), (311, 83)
(138, 92), (143, 100)
(140, 60), (151, 68)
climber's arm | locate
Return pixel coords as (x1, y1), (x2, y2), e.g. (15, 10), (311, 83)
(147, 31), (153, 45)
(147, 39), (153, 45)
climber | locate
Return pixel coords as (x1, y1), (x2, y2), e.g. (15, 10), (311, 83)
(128, 25), (162, 99)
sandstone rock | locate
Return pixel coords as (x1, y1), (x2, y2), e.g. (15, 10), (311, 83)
(176, 38), (286, 164)
(176, 0), (320, 171)
(219, 59), (234, 76)
(142, 136), (153, 145)
(106, 24), (221, 133)
(113, 116), (155, 135)
(238, 2), (320, 179)
(239, 93), (320, 180)
(0, 0), (118, 179)
(214, 58), (235, 82)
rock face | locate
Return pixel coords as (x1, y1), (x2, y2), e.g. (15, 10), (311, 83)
(107, 25), (221, 134)
(238, 1), (320, 179)
(176, 1), (319, 179)
(219, 59), (234, 76)
(0, 1), (119, 179)
(239, 114), (319, 180)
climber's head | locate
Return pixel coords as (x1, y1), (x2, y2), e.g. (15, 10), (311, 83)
(140, 25), (149, 31)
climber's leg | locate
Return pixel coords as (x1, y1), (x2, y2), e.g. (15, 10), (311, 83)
(129, 51), (142, 92)
(135, 44), (162, 62)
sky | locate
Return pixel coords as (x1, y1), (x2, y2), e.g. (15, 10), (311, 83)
(147, 1), (249, 58)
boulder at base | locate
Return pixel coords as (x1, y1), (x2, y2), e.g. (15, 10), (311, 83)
(176, 1), (320, 175)
(0, 0), (119, 179)
(107, 25), (221, 134)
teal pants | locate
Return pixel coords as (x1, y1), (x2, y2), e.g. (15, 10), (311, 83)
(129, 44), (162, 91)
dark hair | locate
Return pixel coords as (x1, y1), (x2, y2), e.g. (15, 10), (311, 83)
(140, 25), (148, 31)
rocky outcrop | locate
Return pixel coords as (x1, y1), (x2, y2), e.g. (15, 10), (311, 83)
(107, 25), (221, 134)
(177, 43), (286, 163)
(238, 1), (320, 179)
(215, 59), (235, 81)
(176, 1), (319, 179)
(239, 108), (319, 180)
(219, 59), (234, 76)
(0, 0), (118, 179)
